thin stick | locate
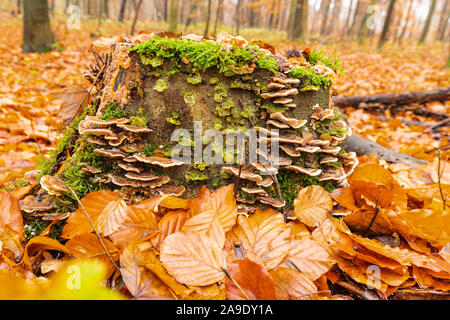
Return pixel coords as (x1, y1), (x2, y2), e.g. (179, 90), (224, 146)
(234, 141), (246, 198)
(438, 151), (447, 211)
(221, 267), (250, 300)
(364, 189), (382, 234)
(261, 162), (286, 222)
(68, 187), (120, 273)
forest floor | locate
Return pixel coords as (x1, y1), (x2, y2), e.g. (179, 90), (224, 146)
(0, 14), (449, 300)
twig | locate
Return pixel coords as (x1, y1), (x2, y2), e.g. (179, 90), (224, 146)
(364, 188), (382, 235)
(234, 141), (246, 198)
(68, 187), (120, 273)
(437, 151), (447, 211)
(261, 162), (287, 222)
(221, 267), (250, 300)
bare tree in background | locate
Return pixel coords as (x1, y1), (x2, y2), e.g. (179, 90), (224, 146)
(204, 0), (212, 36)
(130, 0), (143, 34)
(320, 0), (331, 35)
(347, 0), (361, 36)
(102, 0), (109, 19)
(235, 0), (242, 34)
(358, 0), (376, 44)
(185, 0), (198, 31)
(398, 0), (414, 43)
(342, 0), (354, 38)
(23, 0), (54, 53)
(118, 0), (127, 22)
(436, 0), (449, 41)
(213, 0), (224, 35)
(418, 0), (437, 44)
(378, 0), (397, 49)
(168, 0), (178, 33)
(288, 0), (308, 41)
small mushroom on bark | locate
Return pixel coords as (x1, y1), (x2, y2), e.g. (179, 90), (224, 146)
(261, 88), (298, 99)
(256, 196), (285, 208)
(94, 148), (127, 159)
(285, 165), (322, 176)
(156, 185), (186, 196)
(116, 124), (153, 133)
(269, 113), (307, 129)
(78, 120), (115, 136)
(133, 154), (185, 167)
(280, 144), (301, 157)
(19, 195), (56, 213)
(320, 155), (338, 164)
(40, 175), (69, 196)
(266, 119), (290, 129)
(80, 166), (102, 174)
(241, 187), (268, 196)
(295, 146), (321, 153)
(222, 166), (263, 183)
(118, 162), (143, 173)
(320, 146), (341, 155)
(125, 172), (160, 181)
(84, 116), (129, 126)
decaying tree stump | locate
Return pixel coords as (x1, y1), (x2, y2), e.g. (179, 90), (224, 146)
(20, 32), (357, 216)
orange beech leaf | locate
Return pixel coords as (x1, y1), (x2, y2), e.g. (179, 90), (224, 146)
(0, 190), (24, 240)
(152, 210), (186, 248)
(337, 220), (450, 274)
(288, 220), (310, 239)
(160, 231), (226, 286)
(188, 284), (226, 300)
(109, 205), (158, 249)
(142, 247), (194, 299)
(120, 241), (174, 300)
(225, 258), (276, 300)
(134, 195), (190, 214)
(181, 210), (226, 249)
(412, 266), (450, 292)
(12, 183), (36, 199)
(343, 208), (394, 235)
(330, 188), (358, 212)
(270, 267), (318, 300)
(0, 229), (22, 262)
(294, 185), (332, 228)
(65, 233), (118, 258)
(190, 185), (238, 231)
(95, 198), (129, 237)
(58, 85), (90, 126)
(284, 238), (335, 280)
(23, 236), (72, 270)
(61, 190), (121, 239)
(231, 209), (291, 270)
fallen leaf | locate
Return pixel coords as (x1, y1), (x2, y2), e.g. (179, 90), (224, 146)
(294, 185), (332, 227)
(270, 267), (318, 300)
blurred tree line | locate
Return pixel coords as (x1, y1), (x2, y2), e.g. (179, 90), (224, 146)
(10, 0), (449, 58)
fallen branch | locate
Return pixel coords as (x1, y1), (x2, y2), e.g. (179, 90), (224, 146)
(333, 86), (450, 109)
(342, 134), (428, 169)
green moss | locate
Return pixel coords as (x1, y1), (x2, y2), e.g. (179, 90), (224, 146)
(277, 168), (338, 209)
(140, 54), (165, 67)
(290, 67), (330, 88)
(261, 102), (289, 113)
(210, 77), (219, 84)
(214, 118), (224, 130)
(166, 112), (181, 125)
(185, 170), (208, 181)
(25, 218), (66, 243)
(153, 78), (168, 92)
(131, 36), (279, 75)
(181, 88), (196, 106)
(129, 116), (148, 127)
(308, 49), (344, 75)
(100, 102), (129, 120)
(187, 74), (202, 84)
(142, 143), (159, 156)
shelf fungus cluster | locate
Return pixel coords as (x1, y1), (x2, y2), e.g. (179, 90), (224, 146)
(22, 32), (356, 215)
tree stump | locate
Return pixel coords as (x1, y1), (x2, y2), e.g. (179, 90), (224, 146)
(21, 32), (357, 216)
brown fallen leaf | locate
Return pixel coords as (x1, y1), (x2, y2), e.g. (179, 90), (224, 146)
(270, 267), (318, 300)
(294, 185), (332, 228)
(23, 236), (72, 270)
(230, 209), (291, 270)
(95, 198), (129, 237)
(225, 258), (276, 300)
(152, 209), (186, 248)
(160, 231), (226, 286)
(61, 190), (121, 239)
(0, 190), (24, 241)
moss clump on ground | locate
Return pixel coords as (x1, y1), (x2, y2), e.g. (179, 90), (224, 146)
(277, 168), (338, 209)
(131, 36), (279, 75)
(308, 49), (344, 75)
(290, 67), (331, 88)
(24, 218), (66, 243)
(100, 102), (129, 120)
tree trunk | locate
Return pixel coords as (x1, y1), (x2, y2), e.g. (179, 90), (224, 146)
(185, 0), (197, 30)
(320, 0), (331, 35)
(347, 0), (361, 36)
(22, 0), (54, 53)
(358, 0), (376, 44)
(328, 0), (342, 35)
(164, 0), (169, 22)
(168, 0), (178, 33)
(118, 0), (127, 22)
(213, 0), (224, 35)
(418, 0), (437, 44)
(203, 0), (212, 37)
(102, 0), (109, 19)
(235, 0), (242, 34)
(398, 0), (414, 43)
(342, 0), (354, 38)
(437, 0), (449, 41)
(377, 0), (396, 49)
(288, 0), (308, 41)
(130, 0), (143, 35)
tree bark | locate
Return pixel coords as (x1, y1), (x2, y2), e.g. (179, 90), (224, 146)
(118, 0), (127, 22)
(437, 0), (449, 41)
(342, 0), (354, 38)
(102, 0), (109, 19)
(358, 0), (376, 44)
(377, 0), (397, 49)
(168, 0), (178, 33)
(347, 0), (361, 36)
(288, 0), (308, 41)
(22, 0), (54, 53)
(185, 0), (198, 30)
(418, 0), (437, 44)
